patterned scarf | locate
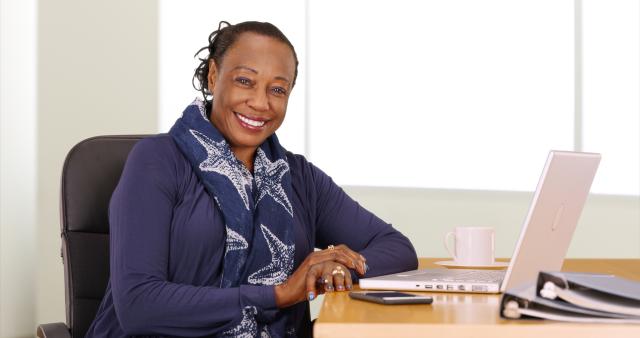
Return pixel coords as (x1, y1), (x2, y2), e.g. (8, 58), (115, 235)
(170, 99), (295, 338)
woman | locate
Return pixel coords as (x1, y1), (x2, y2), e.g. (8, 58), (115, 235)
(86, 21), (417, 338)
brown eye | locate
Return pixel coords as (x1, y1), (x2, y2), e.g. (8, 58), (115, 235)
(235, 77), (251, 86)
(272, 87), (287, 96)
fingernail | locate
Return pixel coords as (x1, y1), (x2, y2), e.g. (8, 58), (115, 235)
(364, 263), (369, 273)
(326, 285), (334, 291)
(308, 292), (315, 301)
(360, 254), (366, 261)
(346, 284), (353, 290)
(337, 285), (345, 291)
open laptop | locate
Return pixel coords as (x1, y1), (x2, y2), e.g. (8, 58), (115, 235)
(359, 151), (601, 294)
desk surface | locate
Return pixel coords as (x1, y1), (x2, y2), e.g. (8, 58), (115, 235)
(314, 258), (640, 338)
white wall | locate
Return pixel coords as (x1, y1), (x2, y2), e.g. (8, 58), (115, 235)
(344, 187), (640, 258)
(36, 0), (159, 329)
(0, 1), (37, 336)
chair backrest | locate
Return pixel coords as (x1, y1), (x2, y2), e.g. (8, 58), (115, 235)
(60, 135), (146, 338)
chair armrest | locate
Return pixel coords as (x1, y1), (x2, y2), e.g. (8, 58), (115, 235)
(36, 322), (71, 338)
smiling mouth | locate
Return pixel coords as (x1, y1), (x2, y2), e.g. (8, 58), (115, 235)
(235, 112), (267, 129)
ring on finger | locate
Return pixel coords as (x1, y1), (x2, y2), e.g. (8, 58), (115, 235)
(332, 269), (346, 276)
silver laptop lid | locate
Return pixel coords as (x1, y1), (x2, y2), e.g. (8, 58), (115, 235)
(500, 150), (600, 292)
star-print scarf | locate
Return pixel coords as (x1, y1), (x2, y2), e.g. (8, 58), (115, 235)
(170, 99), (295, 338)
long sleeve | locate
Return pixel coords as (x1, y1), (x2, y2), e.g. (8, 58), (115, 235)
(300, 156), (419, 280)
(108, 137), (277, 336)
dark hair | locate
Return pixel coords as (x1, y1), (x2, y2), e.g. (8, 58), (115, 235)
(193, 21), (299, 109)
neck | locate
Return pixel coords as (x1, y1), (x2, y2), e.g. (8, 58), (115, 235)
(231, 146), (257, 173)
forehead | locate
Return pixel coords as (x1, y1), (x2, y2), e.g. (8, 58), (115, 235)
(220, 32), (296, 78)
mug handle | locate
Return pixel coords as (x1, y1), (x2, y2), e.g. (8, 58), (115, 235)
(491, 231), (495, 262)
(444, 231), (457, 261)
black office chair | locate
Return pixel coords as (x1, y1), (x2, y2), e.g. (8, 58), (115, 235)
(37, 135), (146, 338)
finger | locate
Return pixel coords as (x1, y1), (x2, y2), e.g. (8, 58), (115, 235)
(335, 244), (367, 262)
(335, 244), (365, 262)
(335, 245), (367, 275)
(328, 249), (364, 276)
(315, 276), (328, 295)
(307, 250), (360, 272)
(325, 245), (365, 276)
(331, 265), (347, 291)
(305, 265), (322, 301)
(302, 249), (365, 277)
(344, 266), (354, 290)
(321, 269), (334, 293)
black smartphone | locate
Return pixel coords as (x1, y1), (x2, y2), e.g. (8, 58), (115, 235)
(348, 291), (433, 305)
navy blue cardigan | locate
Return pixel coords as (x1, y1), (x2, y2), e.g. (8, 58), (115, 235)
(85, 134), (417, 337)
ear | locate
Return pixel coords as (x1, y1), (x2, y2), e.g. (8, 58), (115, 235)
(207, 59), (219, 93)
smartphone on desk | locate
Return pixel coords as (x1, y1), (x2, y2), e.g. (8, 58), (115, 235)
(349, 291), (433, 305)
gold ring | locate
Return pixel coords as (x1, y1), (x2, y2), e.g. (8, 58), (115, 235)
(332, 269), (345, 276)
(327, 245), (335, 250)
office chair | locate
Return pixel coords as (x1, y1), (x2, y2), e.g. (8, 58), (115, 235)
(37, 135), (146, 338)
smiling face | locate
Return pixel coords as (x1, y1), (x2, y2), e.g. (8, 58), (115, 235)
(207, 32), (296, 162)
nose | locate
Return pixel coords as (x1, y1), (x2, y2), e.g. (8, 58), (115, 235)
(247, 88), (269, 112)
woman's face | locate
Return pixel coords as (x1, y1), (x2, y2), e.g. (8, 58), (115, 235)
(207, 32), (296, 153)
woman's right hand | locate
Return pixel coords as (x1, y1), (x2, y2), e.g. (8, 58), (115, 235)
(273, 245), (367, 308)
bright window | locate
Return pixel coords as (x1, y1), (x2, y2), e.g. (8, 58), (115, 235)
(307, 0), (574, 191)
(582, 0), (640, 195)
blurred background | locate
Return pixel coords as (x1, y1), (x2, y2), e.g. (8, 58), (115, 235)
(1, 0), (638, 336)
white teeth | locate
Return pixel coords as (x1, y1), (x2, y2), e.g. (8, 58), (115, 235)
(237, 113), (265, 127)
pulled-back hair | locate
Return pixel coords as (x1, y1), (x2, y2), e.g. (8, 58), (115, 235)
(193, 21), (299, 110)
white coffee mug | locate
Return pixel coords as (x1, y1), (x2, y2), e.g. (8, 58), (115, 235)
(444, 226), (495, 266)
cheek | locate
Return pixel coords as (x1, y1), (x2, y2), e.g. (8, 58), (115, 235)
(272, 98), (289, 116)
(213, 86), (239, 109)
(224, 87), (252, 106)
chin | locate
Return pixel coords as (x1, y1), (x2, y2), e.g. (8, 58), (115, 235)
(233, 135), (268, 149)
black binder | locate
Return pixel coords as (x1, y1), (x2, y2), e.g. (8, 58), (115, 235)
(500, 271), (640, 323)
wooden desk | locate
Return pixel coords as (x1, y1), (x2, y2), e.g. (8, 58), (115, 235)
(314, 258), (640, 338)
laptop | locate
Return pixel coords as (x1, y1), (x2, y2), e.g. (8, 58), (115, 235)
(359, 151), (601, 294)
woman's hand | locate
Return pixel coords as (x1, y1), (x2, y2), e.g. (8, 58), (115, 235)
(313, 261), (351, 293)
(273, 245), (366, 308)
